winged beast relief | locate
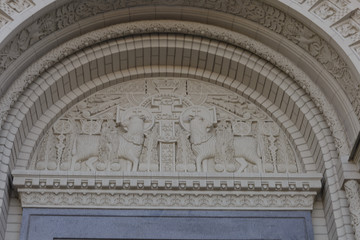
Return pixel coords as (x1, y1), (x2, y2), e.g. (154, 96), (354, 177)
(180, 106), (262, 172)
(30, 78), (302, 173)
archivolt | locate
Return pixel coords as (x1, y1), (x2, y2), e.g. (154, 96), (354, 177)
(0, 1), (359, 133)
(0, 20), (350, 155)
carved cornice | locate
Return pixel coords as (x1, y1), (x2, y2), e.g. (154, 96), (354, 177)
(18, 191), (317, 210)
(13, 170), (322, 210)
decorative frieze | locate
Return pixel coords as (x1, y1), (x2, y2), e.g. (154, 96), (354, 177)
(311, 0), (351, 22)
(0, 0), (34, 28)
(335, 20), (359, 38)
(5, 0), (34, 13)
(333, 9), (360, 42)
(17, 191), (317, 210)
(13, 169), (322, 210)
(313, 2), (337, 20)
(352, 42), (360, 59)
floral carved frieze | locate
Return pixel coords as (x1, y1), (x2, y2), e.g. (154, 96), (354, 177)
(30, 79), (303, 174)
(17, 191), (317, 210)
(13, 170), (322, 210)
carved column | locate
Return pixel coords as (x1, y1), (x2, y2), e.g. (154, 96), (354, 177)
(159, 120), (176, 172)
(344, 180), (360, 240)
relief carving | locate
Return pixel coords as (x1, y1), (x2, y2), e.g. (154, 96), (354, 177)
(30, 78), (303, 173)
(116, 107), (154, 171)
(6, 0), (34, 13)
(313, 2), (336, 19)
(0, 0), (358, 131)
(335, 20), (359, 38)
(0, 13), (11, 28)
(180, 106), (261, 172)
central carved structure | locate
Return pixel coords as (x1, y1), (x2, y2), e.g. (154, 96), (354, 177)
(30, 78), (301, 174)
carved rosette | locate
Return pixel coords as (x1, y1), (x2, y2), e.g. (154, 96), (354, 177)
(29, 78), (303, 174)
(344, 180), (360, 240)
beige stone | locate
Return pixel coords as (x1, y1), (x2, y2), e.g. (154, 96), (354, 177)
(0, 1), (360, 240)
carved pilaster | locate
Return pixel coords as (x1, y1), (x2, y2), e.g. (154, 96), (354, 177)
(345, 180), (360, 240)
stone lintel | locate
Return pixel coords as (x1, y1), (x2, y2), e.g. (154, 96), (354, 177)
(13, 170), (322, 210)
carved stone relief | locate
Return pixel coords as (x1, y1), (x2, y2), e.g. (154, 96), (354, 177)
(335, 20), (359, 38)
(6, 0), (34, 13)
(354, 44), (360, 58)
(311, 0), (351, 23)
(0, 0), (359, 131)
(313, 2), (337, 20)
(30, 78), (303, 174)
(0, 12), (11, 28)
(0, 0), (33, 29)
(0, 3), (15, 17)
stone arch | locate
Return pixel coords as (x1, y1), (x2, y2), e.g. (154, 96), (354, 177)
(0, 1), (359, 239)
(2, 29), (350, 239)
(9, 32), (326, 173)
(0, 2), (359, 143)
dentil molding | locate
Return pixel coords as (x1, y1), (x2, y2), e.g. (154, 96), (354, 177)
(13, 170), (322, 210)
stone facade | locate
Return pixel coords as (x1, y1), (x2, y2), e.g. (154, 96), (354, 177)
(1, 1), (360, 240)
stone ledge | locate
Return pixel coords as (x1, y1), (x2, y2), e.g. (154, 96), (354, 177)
(13, 170), (322, 191)
(17, 190), (317, 210)
(13, 170), (322, 210)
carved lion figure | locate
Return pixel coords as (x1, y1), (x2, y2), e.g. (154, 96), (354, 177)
(117, 114), (146, 171)
(182, 107), (262, 173)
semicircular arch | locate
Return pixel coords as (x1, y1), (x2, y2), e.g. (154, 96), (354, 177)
(0, 20), (356, 240)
